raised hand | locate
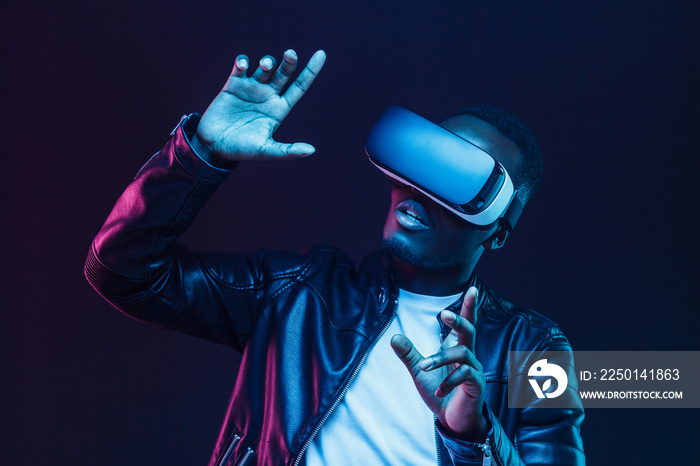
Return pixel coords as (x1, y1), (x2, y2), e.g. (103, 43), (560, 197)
(391, 286), (488, 439)
(191, 49), (326, 166)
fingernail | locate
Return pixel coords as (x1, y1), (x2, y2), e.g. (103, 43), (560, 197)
(260, 57), (273, 70)
(442, 310), (456, 321)
(294, 144), (315, 157)
(418, 359), (432, 370)
(237, 58), (248, 69)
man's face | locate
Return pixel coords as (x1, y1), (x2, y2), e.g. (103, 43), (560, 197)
(382, 114), (523, 268)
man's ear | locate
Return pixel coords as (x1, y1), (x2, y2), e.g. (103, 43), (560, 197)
(483, 221), (510, 250)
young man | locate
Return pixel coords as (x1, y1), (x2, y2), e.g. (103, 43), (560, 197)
(86, 49), (584, 465)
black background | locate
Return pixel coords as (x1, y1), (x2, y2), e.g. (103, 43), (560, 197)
(4, 1), (699, 464)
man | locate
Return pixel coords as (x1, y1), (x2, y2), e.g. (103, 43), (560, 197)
(85, 49), (584, 465)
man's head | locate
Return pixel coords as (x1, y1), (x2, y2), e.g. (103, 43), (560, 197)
(381, 106), (543, 275)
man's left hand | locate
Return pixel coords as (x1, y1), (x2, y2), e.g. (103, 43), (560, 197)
(390, 286), (488, 440)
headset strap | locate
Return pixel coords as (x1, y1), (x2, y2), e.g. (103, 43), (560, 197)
(502, 194), (524, 231)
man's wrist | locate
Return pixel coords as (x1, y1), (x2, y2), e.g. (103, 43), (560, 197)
(189, 134), (238, 170)
(437, 414), (490, 443)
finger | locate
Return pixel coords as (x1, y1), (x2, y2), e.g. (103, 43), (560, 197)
(283, 50), (326, 107)
(418, 345), (482, 373)
(269, 49), (298, 91)
(252, 55), (277, 83)
(441, 309), (475, 350)
(436, 364), (485, 398)
(230, 54), (249, 78)
(390, 334), (425, 379)
(461, 286), (478, 325)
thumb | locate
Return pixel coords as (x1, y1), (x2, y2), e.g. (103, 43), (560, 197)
(285, 142), (316, 158)
(391, 334), (424, 379)
(259, 141), (316, 160)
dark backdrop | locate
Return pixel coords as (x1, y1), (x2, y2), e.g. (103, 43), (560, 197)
(4, 0), (699, 464)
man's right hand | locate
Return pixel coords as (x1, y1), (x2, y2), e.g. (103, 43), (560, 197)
(191, 49), (326, 167)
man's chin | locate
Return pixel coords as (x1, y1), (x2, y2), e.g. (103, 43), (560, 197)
(383, 238), (432, 267)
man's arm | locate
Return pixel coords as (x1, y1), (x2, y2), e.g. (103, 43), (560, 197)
(85, 50), (326, 349)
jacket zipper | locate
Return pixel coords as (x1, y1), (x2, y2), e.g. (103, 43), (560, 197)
(479, 436), (491, 466)
(218, 434), (241, 466)
(435, 323), (446, 466)
(236, 447), (255, 466)
(217, 434), (255, 466)
(292, 295), (399, 465)
(434, 418), (444, 465)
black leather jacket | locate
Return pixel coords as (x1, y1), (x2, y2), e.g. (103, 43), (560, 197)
(85, 115), (585, 465)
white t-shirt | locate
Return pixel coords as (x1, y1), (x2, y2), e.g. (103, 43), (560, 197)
(304, 289), (461, 465)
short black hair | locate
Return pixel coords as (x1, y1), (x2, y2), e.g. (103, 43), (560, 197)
(460, 105), (544, 205)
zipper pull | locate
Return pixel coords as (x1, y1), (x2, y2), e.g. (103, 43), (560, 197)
(236, 447), (254, 466)
(479, 436), (491, 466)
(171, 114), (188, 136)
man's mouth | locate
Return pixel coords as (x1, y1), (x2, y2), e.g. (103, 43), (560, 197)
(395, 199), (430, 231)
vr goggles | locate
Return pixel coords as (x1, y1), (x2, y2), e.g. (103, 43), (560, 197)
(365, 105), (523, 230)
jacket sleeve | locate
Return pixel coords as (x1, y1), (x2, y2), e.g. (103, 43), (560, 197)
(437, 336), (585, 466)
(84, 114), (308, 351)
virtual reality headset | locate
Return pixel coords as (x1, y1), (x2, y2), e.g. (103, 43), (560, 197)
(365, 105), (523, 230)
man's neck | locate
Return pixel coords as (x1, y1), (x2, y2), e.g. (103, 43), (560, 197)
(390, 256), (475, 296)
